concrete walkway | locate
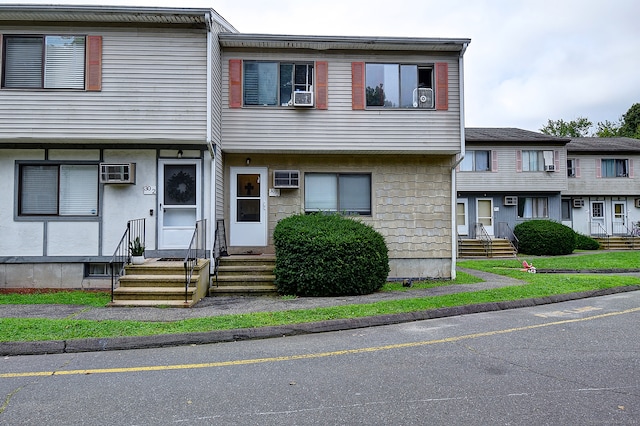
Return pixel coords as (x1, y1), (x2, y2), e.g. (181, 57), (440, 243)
(1, 269), (638, 356)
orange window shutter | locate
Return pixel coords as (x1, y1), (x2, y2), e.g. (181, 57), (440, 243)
(491, 150), (498, 172)
(435, 62), (448, 110)
(315, 61), (328, 110)
(229, 59), (242, 108)
(515, 150), (522, 172)
(85, 36), (102, 91)
(351, 62), (365, 110)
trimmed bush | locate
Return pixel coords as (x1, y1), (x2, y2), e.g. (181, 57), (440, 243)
(574, 232), (601, 250)
(273, 213), (390, 296)
(514, 220), (576, 256)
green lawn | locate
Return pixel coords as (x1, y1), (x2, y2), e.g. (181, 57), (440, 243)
(1, 251), (639, 342)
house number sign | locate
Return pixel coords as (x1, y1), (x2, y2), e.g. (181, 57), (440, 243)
(143, 185), (157, 195)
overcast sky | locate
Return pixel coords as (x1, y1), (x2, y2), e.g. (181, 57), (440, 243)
(16, 0), (640, 133)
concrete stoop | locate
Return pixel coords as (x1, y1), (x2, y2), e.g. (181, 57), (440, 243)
(211, 254), (278, 296)
(109, 258), (210, 308)
(458, 238), (517, 258)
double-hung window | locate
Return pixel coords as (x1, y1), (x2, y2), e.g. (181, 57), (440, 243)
(601, 159), (628, 177)
(567, 158), (577, 177)
(243, 61), (313, 106)
(305, 173), (371, 216)
(517, 197), (548, 219)
(365, 63), (433, 108)
(460, 150), (490, 171)
(2, 35), (86, 89)
(521, 150), (544, 171)
(19, 164), (98, 216)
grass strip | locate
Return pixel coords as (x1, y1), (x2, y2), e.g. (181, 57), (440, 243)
(1, 274), (637, 342)
(0, 291), (111, 307)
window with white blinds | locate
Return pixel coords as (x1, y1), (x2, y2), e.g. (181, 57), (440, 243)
(305, 173), (371, 215)
(19, 164), (98, 216)
(3, 35), (85, 89)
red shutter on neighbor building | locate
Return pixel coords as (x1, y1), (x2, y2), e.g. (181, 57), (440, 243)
(596, 159), (601, 178)
(491, 150), (498, 172)
(351, 62), (365, 110)
(229, 59), (243, 108)
(315, 61), (328, 110)
(555, 150), (560, 171)
(85, 36), (102, 91)
(575, 159), (581, 178)
(435, 62), (448, 110)
(515, 150), (522, 172)
(629, 159), (634, 178)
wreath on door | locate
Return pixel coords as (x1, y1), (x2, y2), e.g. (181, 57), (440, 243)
(166, 171), (195, 203)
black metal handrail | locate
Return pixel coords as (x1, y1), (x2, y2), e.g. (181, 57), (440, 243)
(475, 222), (492, 257)
(109, 218), (145, 303)
(497, 222), (519, 253)
(212, 219), (228, 287)
(184, 219), (207, 303)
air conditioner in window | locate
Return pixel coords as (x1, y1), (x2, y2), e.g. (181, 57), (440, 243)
(573, 199), (585, 208)
(273, 170), (300, 189)
(292, 91), (314, 107)
(100, 163), (135, 184)
(503, 196), (517, 206)
(544, 164), (556, 172)
(412, 88), (434, 108)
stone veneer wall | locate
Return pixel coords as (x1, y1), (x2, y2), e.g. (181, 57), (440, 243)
(224, 153), (453, 279)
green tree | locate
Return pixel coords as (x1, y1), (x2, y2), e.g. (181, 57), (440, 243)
(595, 119), (622, 137)
(540, 117), (592, 137)
(619, 103), (640, 139)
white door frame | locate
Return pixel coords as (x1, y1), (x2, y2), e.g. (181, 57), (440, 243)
(456, 198), (469, 236)
(158, 159), (201, 249)
(476, 198), (494, 236)
(613, 200), (626, 235)
(590, 200), (605, 235)
(230, 167), (268, 246)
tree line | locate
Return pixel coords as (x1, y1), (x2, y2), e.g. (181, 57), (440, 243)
(540, 103), (640, 138)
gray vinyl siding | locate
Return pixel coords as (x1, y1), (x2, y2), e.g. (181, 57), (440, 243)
(0, 26), (208, 142)
(567, 154), (640, 196)
(457, 145), (567, 192)
(220, 50), (462, 153)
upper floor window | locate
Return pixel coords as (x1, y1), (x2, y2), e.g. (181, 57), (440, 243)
(365, 63), (433, 108)
(305, 173), (371, 216)
(243, 61), (313, 106)
(520, 150), (555, 172)
(601, 159), (628, 178)
(567, 158), (577, 177)
(460, 150), (490, 171)
(18, 164), (98, 216)
(3, 35), (85, 89)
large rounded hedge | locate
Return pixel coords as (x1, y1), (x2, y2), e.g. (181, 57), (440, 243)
(514, 220), (576, 255)
(273, 213), (390, 296)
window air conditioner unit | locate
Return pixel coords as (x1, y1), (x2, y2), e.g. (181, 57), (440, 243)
(292, 91), (314, 107)
(544, 164), (556, 172)
(273, 170), (300, 188)
(635, 198), (640, 208)
(412, 87), (434, 108)
(503, 196), (517, 206)
(573, 199), (585, 208)
(100, 163), (135, 184)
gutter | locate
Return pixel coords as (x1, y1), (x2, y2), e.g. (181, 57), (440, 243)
(205, 12), (216, 273)
(451, 41), (469, 280)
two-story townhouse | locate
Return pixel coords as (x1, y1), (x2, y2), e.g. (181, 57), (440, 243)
(219, 34), (470, 280)
(0, 5), (235, 289)
(456, 128), (570, 240)
(564, 137), (640, 237)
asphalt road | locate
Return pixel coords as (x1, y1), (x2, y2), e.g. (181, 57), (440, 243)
(1, 291), (639, 425)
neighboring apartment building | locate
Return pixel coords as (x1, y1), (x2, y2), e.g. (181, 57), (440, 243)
(0, 5), (471, 288)
(456, 128), (570, 239)
(219, 34), (470, 280)
(0, 5), (235, 288)
(563, 137), (640, 236)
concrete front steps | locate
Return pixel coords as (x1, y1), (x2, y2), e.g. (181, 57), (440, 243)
(458, 238), (517, 258)
(595, 236), (640, 250)
(211, 254), (278, 296)
(109, 258), (210, 308)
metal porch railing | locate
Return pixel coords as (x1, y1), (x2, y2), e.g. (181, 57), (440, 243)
(184, 219), (207, 303)
(497, 222), (519, 253)
(212, 219), (228, 287)
(475, 222), (492, 257)
(109, 218), (145, 303)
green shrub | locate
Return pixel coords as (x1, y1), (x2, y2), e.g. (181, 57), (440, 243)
(574, 232), (601, 250)
(273, 213), (390, 296)
(514, 220), (576, 255)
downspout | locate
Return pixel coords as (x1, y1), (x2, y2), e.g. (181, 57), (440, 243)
(205, 12), (216, 272)
(451, 42), (469, 280)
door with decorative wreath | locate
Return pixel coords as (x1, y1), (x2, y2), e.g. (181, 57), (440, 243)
(158, 159), (201, 249)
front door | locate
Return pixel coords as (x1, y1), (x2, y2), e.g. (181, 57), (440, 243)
(476, 198), (494, 236)
(158, 160), (201, 249)
(456, 198), (469, 235)
(590, 201), (605, 235)
(230, 167), (267, 246)
(613, 201), (626, 234)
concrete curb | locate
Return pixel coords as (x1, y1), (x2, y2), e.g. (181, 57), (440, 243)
(2, 286), (639, 356)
